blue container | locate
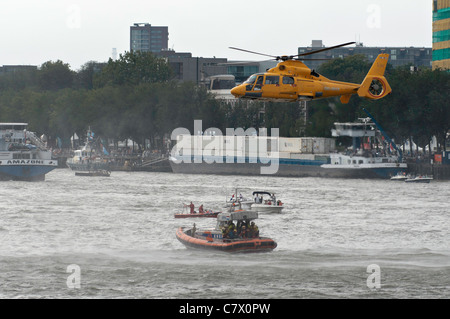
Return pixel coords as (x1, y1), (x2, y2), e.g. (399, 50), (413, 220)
(443, 151), (450, 165)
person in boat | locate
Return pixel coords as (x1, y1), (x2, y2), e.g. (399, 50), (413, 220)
(277, 200), (283, 206)
(248, 222), (259, 238)
(189, 202), (195, 214)
(239, 225), (248, 238)
(224, 222), (237, 239)
(199, 204), (205, 214)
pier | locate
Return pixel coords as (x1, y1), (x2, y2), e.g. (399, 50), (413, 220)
(407, 162), (450, 180)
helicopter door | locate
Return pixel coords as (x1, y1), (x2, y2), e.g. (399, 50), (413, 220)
(263, 75), (280, 98)
(279, 76), (297, 99)
(253, 75), (264, 91)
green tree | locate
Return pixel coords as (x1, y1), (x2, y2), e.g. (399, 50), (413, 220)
(94, 51), (173, 88)
(38, 60), (75, 91)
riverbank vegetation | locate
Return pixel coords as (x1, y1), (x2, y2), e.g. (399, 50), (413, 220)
(0, 51), (448, 152)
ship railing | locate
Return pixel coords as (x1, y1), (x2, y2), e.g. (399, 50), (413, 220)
(25, 131), (47, 150)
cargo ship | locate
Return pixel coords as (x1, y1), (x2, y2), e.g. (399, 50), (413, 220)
(0, 123), (58, 181)
(169, 118), (407, 179)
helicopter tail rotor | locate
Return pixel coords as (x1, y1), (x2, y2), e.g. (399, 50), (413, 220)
(358, 53), (392, 100)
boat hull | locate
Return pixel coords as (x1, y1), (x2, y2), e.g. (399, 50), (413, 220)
(174, 212), (220, 219)
(67, 162), (110, 172)
(0, 161), (58, 181)
(250, 204), (284, 214)
(176, 228), (277, 253)
(405, 177), (432, 183)
(75, 170), (110, 177)
(169, 157), (407, 179)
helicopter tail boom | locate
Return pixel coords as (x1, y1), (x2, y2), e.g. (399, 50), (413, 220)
(357, 54), (392, 100)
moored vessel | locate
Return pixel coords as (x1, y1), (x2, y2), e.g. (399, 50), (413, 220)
(169, 112), (407, 179)
(0, 123), (58, 181)
(66, 128), (110, 176)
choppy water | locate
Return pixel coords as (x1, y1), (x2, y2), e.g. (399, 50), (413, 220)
(0, 169), (449, 299)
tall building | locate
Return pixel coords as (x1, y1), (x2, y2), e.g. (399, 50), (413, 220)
(157, 50), (228, 83)
(297, 40), (432, 71)
(130, 23), (168, 53)
(432, 0), (450, 70)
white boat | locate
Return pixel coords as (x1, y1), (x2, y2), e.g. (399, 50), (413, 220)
(320, 114), (407, 179)
(250, 191), (284, 214)
(0, 123), (58, 181)
(66, 128), (110, 176)
(405, 175), (433, 183)
(390, 172), (408, 181)
(225, 190), (253, 209)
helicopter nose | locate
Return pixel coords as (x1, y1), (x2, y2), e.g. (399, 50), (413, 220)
(230, 85), (244, 97)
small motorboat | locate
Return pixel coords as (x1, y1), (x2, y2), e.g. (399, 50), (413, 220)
(250, 191), (284, 213)
(405, 175), (433, 183)
(225, 190), (253, 209)
(174, 211), (220, 219)
(176, 210), (277, 253)
(390, 172), (408, 181)
(175, 203), (220, 218)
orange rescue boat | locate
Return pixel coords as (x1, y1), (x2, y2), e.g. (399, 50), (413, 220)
(176, 210), (277, 253)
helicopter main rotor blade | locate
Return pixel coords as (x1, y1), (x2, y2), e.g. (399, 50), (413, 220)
(297, 58), (331, 61)
(295, 42), (356, 57)
(229, 47), (277, 59)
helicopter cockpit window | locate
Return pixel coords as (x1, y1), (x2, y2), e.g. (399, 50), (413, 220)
(265, 76), (279, 85)
(244, 75), (257, 84)
(282, 76), (295, 85)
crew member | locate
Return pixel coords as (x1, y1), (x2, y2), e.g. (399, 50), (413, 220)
(249, 221), (259, 238)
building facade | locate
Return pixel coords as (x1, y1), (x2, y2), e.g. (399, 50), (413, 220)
(433, 0), (450, 70)
(297, 40), (432, 71)
(0, 65), (37, 75)
(130, 23), (168, 53)
(157, 49), (228, 84)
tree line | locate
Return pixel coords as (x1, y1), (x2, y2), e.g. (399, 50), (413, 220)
(0, 51), (448, 153)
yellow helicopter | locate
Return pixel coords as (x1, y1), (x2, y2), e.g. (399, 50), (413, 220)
(229, 42), (391, 104)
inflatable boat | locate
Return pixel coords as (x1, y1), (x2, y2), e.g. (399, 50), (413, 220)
(176, 210), (277, 253)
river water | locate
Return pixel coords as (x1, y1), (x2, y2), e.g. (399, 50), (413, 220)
(0, 168), (449, 300)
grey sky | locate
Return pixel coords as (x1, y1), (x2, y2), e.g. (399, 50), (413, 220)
(0, 0), (432, 70)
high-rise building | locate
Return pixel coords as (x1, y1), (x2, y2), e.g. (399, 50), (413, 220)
(432, 0), (450, 70)
(130, 23), (168, 53)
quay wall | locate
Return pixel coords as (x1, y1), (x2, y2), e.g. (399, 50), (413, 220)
(407, 163), (450, 180)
